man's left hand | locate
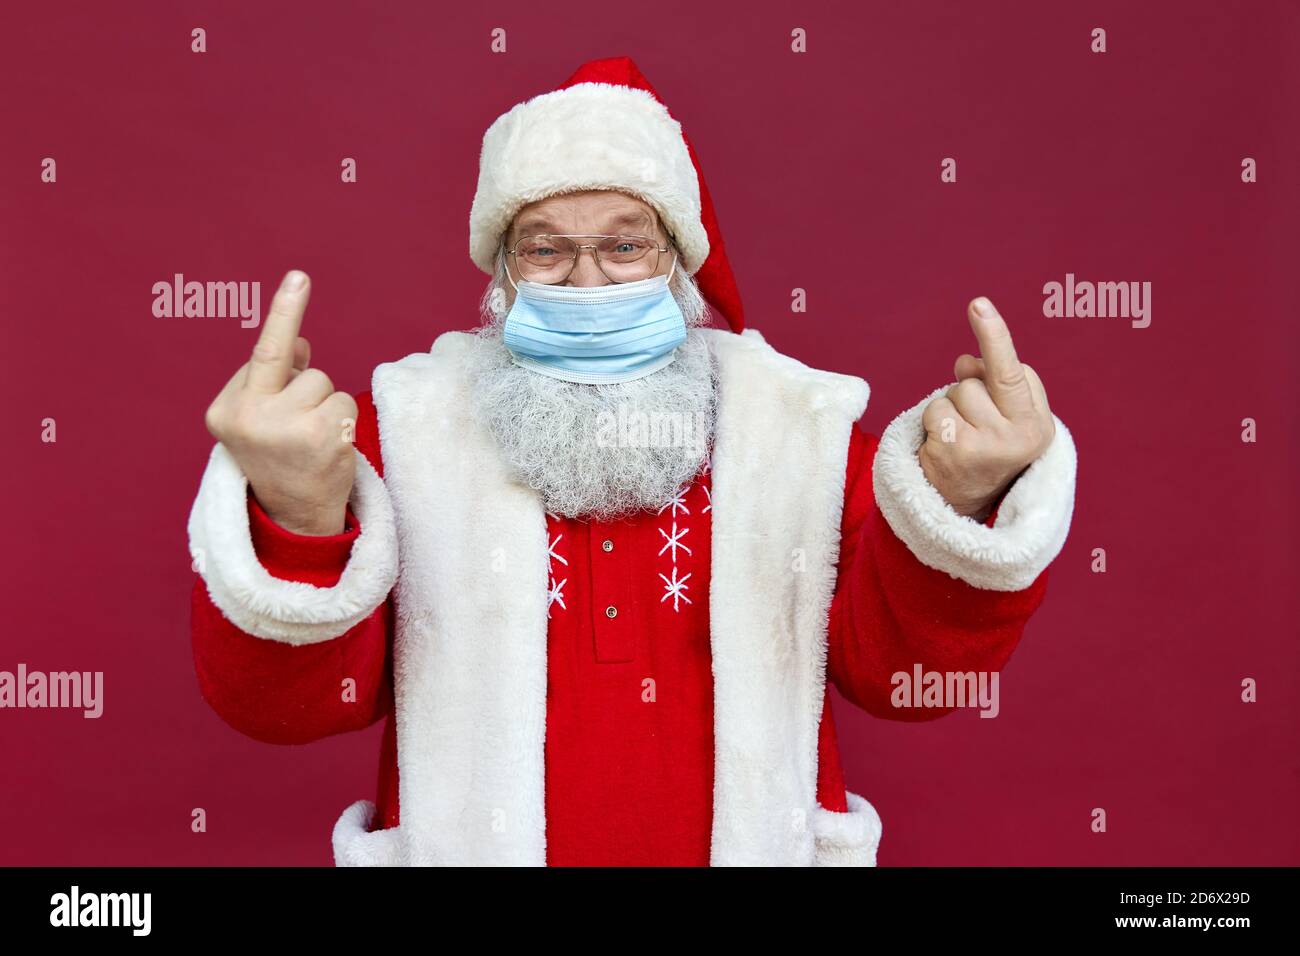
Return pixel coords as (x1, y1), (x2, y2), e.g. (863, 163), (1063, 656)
(918, 297), (1057, 521)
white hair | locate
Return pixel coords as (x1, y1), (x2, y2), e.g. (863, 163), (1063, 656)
(467, 255), (718, 520)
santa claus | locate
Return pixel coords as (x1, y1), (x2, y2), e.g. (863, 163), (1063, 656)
(187, 56), (1077, 866)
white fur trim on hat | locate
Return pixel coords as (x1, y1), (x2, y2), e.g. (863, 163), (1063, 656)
(872, 385), (1078, 592)
(469, 82), (710, 275)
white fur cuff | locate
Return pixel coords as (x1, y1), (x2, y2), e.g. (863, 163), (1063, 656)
(332, 799), (406, 866)
(872, 385), (1078, 592)
(812, 792), (883, 866)
(187, 443), (399, 644)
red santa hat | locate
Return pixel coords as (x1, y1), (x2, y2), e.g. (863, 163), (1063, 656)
(468, 56), (745, 333)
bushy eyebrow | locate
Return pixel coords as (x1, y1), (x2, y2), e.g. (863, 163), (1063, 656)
(512, 210), (656, 241)
(511, 216), (557, 237)
(603, 211), (654, 233)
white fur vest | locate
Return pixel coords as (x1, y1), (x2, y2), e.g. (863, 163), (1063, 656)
(328, 327), (882, 865)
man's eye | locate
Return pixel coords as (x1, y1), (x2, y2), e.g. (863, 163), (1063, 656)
(614, 242), (635, 254)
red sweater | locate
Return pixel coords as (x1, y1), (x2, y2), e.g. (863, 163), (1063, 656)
(190, 392), (1048, 866)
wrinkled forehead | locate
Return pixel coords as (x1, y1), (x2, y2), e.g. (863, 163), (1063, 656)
(508, 191), (665, 244)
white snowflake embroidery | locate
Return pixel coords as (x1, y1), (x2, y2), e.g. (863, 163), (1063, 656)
(547, 533), (568, 572)
(659, 567), (692, 611)
(658, 522), (692, 563)
(657, 487), (691, 518)
(547, 576), (567, 617)
(701, 485), (712, 514)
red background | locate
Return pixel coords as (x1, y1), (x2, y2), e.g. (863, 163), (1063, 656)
(1, 0), (1297, 865)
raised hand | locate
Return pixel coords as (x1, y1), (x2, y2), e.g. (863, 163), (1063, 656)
(203, 270), (359, 535)
(918, 297), (1056, 520)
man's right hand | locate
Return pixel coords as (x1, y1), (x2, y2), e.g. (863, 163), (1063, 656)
(204, 270), (359, 536)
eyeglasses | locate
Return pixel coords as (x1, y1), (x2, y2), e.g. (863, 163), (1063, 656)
(504, 234), (671, 284)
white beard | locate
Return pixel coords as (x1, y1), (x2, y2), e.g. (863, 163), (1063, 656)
(466, 328), (718, 521)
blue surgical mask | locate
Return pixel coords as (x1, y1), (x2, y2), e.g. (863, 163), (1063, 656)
(501, 252), (687, 385)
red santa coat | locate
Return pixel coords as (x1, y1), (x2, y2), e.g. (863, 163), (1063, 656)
(187, 328), (1077, 865)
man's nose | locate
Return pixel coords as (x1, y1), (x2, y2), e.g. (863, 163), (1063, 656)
(565, 246), (612, 287)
